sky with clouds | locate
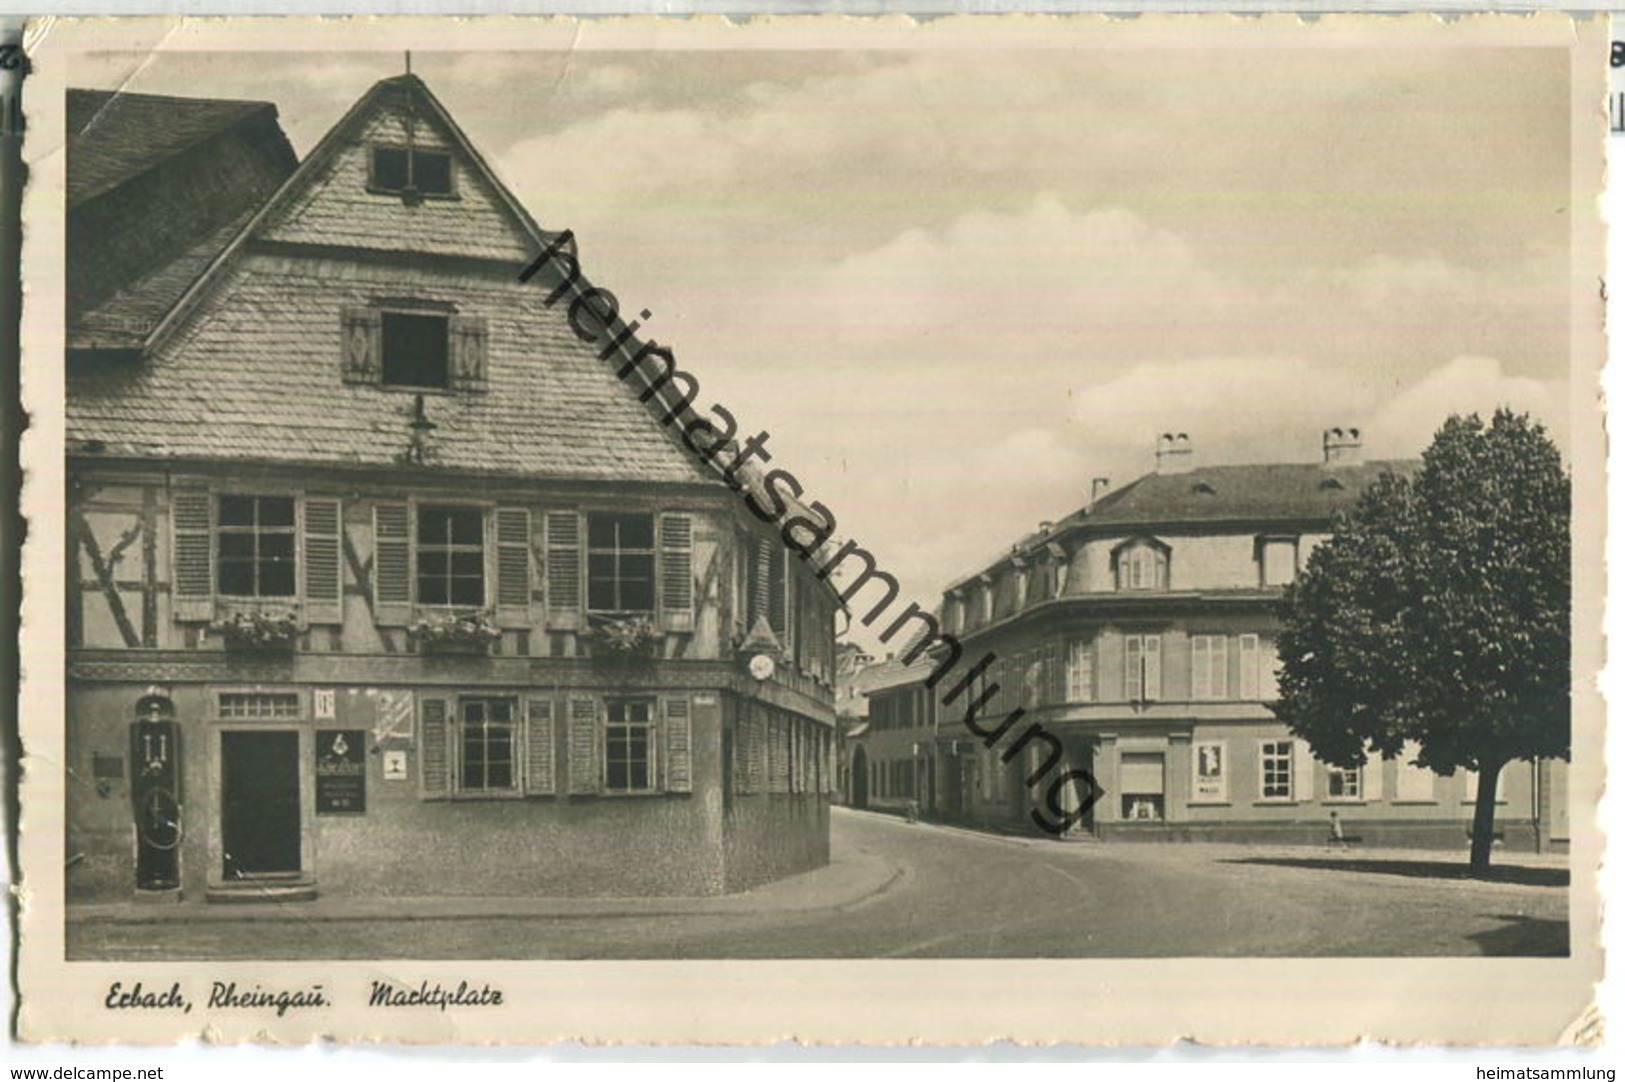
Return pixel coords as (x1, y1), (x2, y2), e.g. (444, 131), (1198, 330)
(72, 35), (1584, 648)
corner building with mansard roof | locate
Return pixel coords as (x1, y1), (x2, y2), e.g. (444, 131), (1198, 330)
(853, 432), (1568, 851)
(65, 75), (839, 904)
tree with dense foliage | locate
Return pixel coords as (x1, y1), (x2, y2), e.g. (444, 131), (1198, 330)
(1274, 410), (1570, 871)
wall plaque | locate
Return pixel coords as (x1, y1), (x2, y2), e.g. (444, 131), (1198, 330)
(315, 729), (366, 815)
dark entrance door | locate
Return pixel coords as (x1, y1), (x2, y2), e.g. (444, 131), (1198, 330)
(942, 750), (962, 818)
(221, 730), (301, 879)
(850, 746), (869, 809)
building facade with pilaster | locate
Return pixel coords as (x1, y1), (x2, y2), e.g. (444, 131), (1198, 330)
(856, 431), (1567, 850)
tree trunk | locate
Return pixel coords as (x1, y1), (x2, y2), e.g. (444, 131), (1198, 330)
(1469, 760), (1504, 873)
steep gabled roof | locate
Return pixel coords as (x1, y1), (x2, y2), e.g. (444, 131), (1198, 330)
(145, 73), (557, 357)
(69, 210), (255, 351)
(65, 75), (734, 488)
(67, 88), (298, 345)
(67, 89), (286, 207)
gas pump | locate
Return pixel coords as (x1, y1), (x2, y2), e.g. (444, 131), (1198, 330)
(130, 694), (181, 891)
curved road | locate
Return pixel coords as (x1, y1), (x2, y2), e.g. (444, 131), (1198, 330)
(69, 808), (1566, 959)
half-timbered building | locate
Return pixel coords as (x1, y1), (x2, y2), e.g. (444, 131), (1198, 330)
(65, 75), (839, 904)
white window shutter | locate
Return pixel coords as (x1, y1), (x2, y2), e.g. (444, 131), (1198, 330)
(418, 695), (452, 800)
(567, 697), (600, 794)
(663, 697), (693, 794)
(494, 508), (531, 628)
(524, 698), (555, 796)
(658, 513), (694, 632)
(1143, 635), (1162, 701)
(1191, 637), (1210, 700)
(545, 511), (582, 630)
(1364, 749), (1384, 800)
(449, 314), (489, 391)
(372, 503), (412, 626)
(302, 497), (344, 625)
(1211, 636), (1227, 699)
(340, 305), (382, 384)
(1293, 740), (1316, 803)
(1238, 634), (1261, 699)
(171, 489), (214, 622)
(1124, 636), (1142, 700)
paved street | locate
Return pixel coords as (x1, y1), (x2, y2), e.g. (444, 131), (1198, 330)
(69, 808), (1567, 960)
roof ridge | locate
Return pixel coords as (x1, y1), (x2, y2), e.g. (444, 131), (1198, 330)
(69, 87), (279, 110)
(68, 89), (289, 207)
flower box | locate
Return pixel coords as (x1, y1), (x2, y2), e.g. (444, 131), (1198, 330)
(411, 610), (501, 655)
(212, 610), (302, 653)
(584, 615), (660, 662)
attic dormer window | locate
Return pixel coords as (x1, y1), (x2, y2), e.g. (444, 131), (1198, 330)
(369, 145), (455, 198)
(1114, 537), (1170, 591)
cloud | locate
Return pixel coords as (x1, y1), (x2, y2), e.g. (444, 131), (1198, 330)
(1363, 355), (1570, 460)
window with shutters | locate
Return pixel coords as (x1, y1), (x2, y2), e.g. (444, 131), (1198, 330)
(217, 495), (296, 597)
(1124, 633), (1162, 701)
(417, 506), (484, 607)
(588, 513), (655, 614)
(1327, 765), (1362, 801)
(458, 697), (518, 794)
(1260, 740), (1294, 801)
(1064, 639), (1094, 701)
(342, 304), (485, 391)
(605, 699), (656, 793)
(1190, 635), (1227, 700)
(177, 494), (343, 625)
(1237, 634), (1262, 699)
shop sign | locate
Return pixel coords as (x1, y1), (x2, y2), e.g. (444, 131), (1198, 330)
(315, 729), (367, 814)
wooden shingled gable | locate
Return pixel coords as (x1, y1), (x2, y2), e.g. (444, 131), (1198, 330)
(146, 74), (557, 356)
(66, 73), (725, 486)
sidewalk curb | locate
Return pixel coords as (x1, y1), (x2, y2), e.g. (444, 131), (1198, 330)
(66, 849), (904, 928)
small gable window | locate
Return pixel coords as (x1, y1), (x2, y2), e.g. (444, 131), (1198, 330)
(1114, 538), (1170, 592)
(342, 304), (487, 392)
(1258, 536), (1299, 587)
(382, 311), (449, 389)
(370, 146), (455, 198)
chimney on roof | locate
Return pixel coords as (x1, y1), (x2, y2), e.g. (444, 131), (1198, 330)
(1155, 433), (1194, 474)
(1322, 426), (1363, 466)
(1089, 477), (1111, 507)
(1038, 520), (1054, 536)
